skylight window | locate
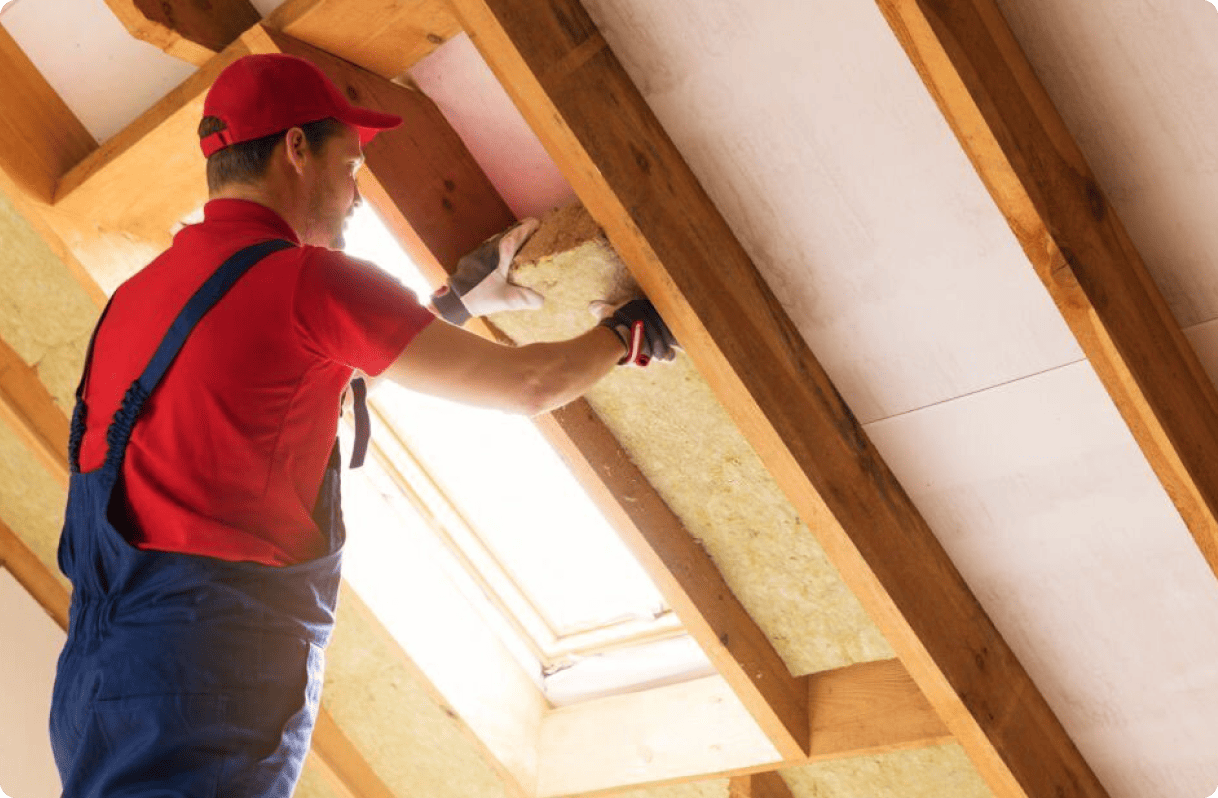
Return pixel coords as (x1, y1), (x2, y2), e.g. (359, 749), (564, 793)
(339, 204), (713, 705)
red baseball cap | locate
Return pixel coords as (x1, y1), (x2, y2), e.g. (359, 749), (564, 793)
(200, 53), (401, 157)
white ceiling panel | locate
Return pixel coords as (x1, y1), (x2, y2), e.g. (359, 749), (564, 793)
(995, 0), (1218, 329)
(1, 0), (193, 142)
(865, 361), (1218, 798)
(579, 0), (1084, 423)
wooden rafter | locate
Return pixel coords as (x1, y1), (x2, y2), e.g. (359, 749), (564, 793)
(806, 658), (951, 762)
(0, 336), (70, 489)
(310, 711), (400, 798)
(536, 656), (948, 797)
(0, 518), (69, 630)
(444, 1), (1109, 796)
(729, 772), (795, 798)
(874, 0), (1218, 580)
(44, 35), (254, 294)
(103, 0), (260, 66)
(264, 0), (462, 78)
(104, 0), (460, 77)
(537, 405), (809, 758)
(0, 26), (96, 203)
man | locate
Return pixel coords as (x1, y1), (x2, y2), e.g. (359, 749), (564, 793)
(49, 53), (675, 797)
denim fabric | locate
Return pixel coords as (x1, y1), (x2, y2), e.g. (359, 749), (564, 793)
(50, 241), (345, 798)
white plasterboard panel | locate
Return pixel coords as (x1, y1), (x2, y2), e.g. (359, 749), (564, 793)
(995, 0), (1218, 329)
(0, 569), (65, 798)
(575, 0), (1083, 424)
(1, 0), (194, 143)
(864, 360), (1218, 798)
(408, 33), (577, 221)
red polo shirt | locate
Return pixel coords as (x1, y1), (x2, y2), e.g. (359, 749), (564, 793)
(78, 199), (434, 565)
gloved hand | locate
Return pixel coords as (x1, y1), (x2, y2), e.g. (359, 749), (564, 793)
(432, 218), (544, 325)
(594, 298), (679, 366)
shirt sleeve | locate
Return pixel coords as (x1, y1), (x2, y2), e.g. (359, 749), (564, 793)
(292, 247), (435, 376)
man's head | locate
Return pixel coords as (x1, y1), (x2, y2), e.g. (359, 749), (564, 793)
(198, 54), (400, 245)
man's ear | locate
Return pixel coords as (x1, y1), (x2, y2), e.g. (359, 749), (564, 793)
(283, 127), (309, 175)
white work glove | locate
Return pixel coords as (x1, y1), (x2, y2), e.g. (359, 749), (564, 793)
(432, 218), (543, 325)
(593, 298), (679, 366)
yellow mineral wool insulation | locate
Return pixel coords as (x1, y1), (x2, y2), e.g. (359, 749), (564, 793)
(322, 583), (511, 798)
(785, 744), (992, 798)
(491, 204), (892, 675)
(601, 746), (989, 798)
(515, 203), (603, 264)
(611, 778), (731, 798)
(0, 423), (68, 588)
(0, 189), (96, 411)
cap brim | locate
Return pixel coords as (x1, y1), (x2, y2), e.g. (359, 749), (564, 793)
(345, 107), (402, 146)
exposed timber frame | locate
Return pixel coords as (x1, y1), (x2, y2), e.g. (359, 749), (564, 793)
(103, 0), (261, 66)
(442, 1), (1111, 797)
(729, 772), (796, 798)
(263, 0), (463, 78)
(103, 0), (465, 80)
(0, 26), (95, 204)
(0, 4), (1026, 797)
(874, 0), (1218, 580)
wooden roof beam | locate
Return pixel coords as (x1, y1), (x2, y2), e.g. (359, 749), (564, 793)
(0, 336), (70, 490)
(45, 35), (253, 292)
(0, 518), (70, 631)
(445, 1), (1110, 796)
(101, 0), (461, 77)
(542, 656), (949, 797)
(729, 772), (794, 798)
(103, 0), (261, 66)
(805, 658), (951, 763)
(875, 0), (1218, 580)
(0, 26), (96, 203)
(264, 0), (462, 79)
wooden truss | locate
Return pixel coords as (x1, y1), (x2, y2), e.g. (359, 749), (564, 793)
(8, 0), (1212, 796)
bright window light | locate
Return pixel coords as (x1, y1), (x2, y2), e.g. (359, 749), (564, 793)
(340, 203), (713, 704)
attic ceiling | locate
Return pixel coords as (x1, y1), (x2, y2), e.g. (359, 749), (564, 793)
(0, 2), (1216, 798)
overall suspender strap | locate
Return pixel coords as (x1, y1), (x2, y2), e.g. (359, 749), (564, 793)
(137, 239), (296, 397)
(68, 298), (115, 473)
(348, 377), (370, 468)
(102, 239), (296, 473)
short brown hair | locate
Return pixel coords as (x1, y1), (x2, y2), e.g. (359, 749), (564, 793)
(199, 116), (348, 193)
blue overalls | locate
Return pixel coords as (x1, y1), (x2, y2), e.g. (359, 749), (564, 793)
(49, 240), (355, 797)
